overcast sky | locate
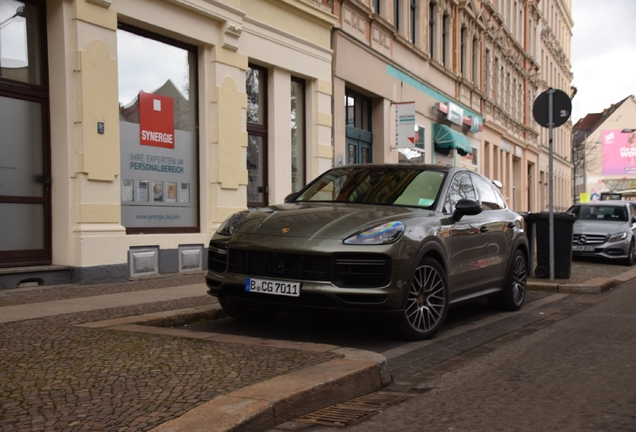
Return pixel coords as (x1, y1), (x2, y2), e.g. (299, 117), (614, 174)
(571, 0), (636, 122)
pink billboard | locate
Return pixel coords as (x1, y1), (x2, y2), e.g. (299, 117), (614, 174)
(602, 129), (636, 175)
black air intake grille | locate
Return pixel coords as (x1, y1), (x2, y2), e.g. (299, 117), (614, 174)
(208, 244), (228, 273)
(224, 250), (391, 288)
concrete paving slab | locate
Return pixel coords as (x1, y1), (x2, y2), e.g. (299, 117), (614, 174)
(0, 283), (207, 323)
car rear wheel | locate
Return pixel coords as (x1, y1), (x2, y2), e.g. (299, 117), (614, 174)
(622, 240), (635, 266)
(218, 297), (279, 322)
(488, 249), (527, 311)
(396, 257), (449, 340)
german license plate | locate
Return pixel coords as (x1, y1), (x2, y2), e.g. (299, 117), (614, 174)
(245, 277), (301, 297)
(573, 245), (595, 252)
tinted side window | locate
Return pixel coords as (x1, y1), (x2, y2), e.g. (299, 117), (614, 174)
(472, 175), (501, 210)
(446, 173), (477, 213)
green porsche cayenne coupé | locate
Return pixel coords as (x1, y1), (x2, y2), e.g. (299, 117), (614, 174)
(206, 164), (529, 340)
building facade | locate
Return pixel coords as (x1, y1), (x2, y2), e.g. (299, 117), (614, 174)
(0, 0), (335, 286)
(1, 0), (575, 287)
(332, 0), (573, 215)
(572, 96), (636, 202)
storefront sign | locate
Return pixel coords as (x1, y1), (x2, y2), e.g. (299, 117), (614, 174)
(394, 102), (416, 148)
(447, 102), (464, 126)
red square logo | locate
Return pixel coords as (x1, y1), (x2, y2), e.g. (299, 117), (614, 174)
(139, 92), (175, 149)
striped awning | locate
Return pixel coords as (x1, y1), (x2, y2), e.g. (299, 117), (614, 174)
(433, 124), (473, 156)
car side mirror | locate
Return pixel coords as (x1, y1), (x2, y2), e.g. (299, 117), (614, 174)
(453, 199), (482, 222)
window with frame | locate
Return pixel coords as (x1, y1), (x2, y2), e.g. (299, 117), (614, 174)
(394, 0), (400, 31)
(345, 90), (371, 131)
(460, 27), (466, 76)
(291, 77), (305, 193)
(117, 24), (199, 233)
(410, 0), (417, 44)
(485, 48), (491, 96)
(428, 2), (435, 59)
(246, 64), (268, 207)
(472, 37), (479, 84)
(442, 14), (449, 66)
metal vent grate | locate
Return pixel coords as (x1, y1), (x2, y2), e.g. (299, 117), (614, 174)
(295, 391), (414, 427)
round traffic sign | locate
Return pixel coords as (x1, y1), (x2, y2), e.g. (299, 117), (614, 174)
(532, 89), (572, 128)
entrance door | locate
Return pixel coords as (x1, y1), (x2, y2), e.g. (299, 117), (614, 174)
(346, 127), (373, 164)
(0, 0), (51, 267)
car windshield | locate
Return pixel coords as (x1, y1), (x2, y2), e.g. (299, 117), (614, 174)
(294, 167), (446, 208)
(567, 205), (628, 222)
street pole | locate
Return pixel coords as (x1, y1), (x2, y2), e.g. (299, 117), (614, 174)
(548, 88), (555, 281)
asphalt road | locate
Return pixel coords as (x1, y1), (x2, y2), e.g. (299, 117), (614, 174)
(263, 279), (636, 432)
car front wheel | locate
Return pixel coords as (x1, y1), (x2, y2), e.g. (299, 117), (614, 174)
(622, 240), (635, 266)
(489, 249), (527, 311)
(396, 257), (449, 340)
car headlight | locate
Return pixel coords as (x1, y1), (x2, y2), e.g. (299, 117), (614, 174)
(608, 231), (628, 242)
(216, 212), (246, 236)
(344, 221), (405, 245)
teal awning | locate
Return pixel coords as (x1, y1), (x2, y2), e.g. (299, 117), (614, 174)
(433, 124), (473, 155)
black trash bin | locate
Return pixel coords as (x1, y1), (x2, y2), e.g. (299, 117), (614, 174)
(532, 211), (576, 279)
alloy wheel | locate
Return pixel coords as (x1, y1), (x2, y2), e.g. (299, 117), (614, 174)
(404, 264), (446, 332)
(510, 253), (527, 305)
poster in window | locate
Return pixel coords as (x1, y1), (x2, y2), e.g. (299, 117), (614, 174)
(166, 182), (177, 203)
(138, 180), (149, 202)
(122, 179), (134, 202)
(180, 183), (190, 203)
(118, 28), (198, 228)
(153, 181), (164, 202)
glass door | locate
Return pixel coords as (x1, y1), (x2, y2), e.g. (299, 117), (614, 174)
(0, 0), (51, 267)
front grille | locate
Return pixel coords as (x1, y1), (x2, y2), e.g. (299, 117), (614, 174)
(229, 250), (332, 281)
(215, 249), (391, 289)
(572, 234), (607, 245)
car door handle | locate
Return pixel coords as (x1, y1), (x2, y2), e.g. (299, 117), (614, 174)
(480, 226), (489, 233)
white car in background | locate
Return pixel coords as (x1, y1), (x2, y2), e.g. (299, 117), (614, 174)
(567, 201), (636, 266)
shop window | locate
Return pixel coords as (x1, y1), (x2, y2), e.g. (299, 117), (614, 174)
(117, 24), (198, 234)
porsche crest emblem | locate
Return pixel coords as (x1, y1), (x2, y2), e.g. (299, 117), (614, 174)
(281, 228), (290, 234)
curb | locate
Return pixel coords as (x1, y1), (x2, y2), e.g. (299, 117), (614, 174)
(78, 305), (391, 432)
(527, 266), (636, 294)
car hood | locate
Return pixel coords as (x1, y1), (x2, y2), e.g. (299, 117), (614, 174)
(573, 220), (630, 235)
(234, 202), (431, 239)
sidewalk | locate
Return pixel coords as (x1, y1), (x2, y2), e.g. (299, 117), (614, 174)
(1, 260), (635, 431)
(0, 273), (387, 432)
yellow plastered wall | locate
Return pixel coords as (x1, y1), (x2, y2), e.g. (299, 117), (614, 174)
(75, 0), (116, 30)
(241, 0), (335, 48)
(218, 77), (248, 189)
(79, 39), (120, 181)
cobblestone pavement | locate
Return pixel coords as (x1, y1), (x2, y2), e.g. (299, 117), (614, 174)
(0, 278), (340, 431)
